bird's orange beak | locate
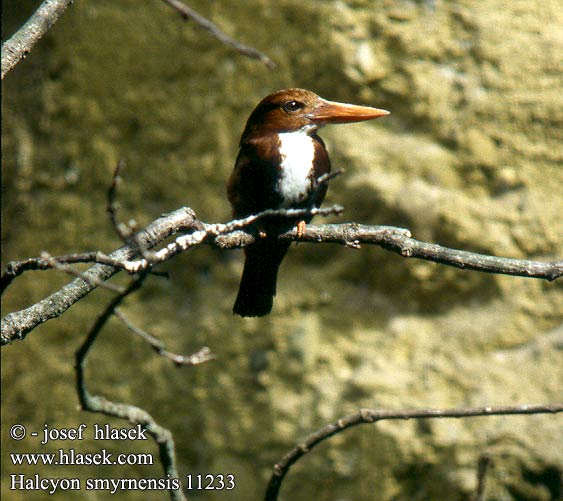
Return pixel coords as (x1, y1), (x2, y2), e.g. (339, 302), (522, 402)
(307, 99), (389, 125)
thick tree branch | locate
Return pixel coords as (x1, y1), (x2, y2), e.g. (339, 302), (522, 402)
(1, 207), (200, 344)
(2, 207), (562, 345)
(161, 0), (275, 68)
(1, 0), (74, 79)
(264, 403), (563, 501)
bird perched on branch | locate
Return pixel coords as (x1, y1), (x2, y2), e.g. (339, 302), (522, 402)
(228, 88), (389, 317)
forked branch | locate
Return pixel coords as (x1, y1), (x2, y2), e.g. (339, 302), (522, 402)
(2, 205), (562, 345)
(75, 273), (213, 500)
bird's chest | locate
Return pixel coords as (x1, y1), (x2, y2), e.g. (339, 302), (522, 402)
(276, 132), (317, 207)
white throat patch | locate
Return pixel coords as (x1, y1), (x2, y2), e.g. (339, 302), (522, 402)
(277, 130), (316, 207)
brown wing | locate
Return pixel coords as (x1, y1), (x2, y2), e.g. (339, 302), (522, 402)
(227, 137), (284, 218)
(309, 133), (331, 209)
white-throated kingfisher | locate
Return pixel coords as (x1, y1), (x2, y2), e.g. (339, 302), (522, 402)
(228, 88), (389, 317)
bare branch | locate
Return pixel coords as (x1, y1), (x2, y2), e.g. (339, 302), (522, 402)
(249, 223), (562, 281)
(314, 169), (344, 189)
(40, 252), (126, 295)
(75, 274), (186, 501)
(2, 205), (562, 345)
(161, 0), (275, 68)
(106, 159), (159, 265)
(107, 159), (136, 241)
(114, 309), (215, 366)
(470, 453), (492, 501)
(2, 252), (112, 292)
(1, 0), (275, 79)
(1, 0), (74, 79)
(0, 251), (172, 293)
(1, 207), (200, 345)
(264, 404), (563, 501)
(139, 205), (344, 270)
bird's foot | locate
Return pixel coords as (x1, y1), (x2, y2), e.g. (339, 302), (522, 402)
(296, 220), (306, 239)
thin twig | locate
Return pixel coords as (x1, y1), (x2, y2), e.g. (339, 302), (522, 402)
(106, 159), (157, 264)
(75, 273), (187, 501)
(114, 309), (215, 366)
(161, 0), (275, 68)
(0, 252), (168, 293)
(307, 169), (344, 211)
(316, 169), (344, 186)
(107, 159), (135, 241)
(264, 404), (563, 501)
(471, 453), (492, 501)
(1, 0), (74, 79)
(2, 252), (116, 293)
(40, 252), (126, 295)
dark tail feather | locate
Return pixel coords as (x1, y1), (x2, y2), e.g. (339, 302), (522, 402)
(233, 240), (291, 317)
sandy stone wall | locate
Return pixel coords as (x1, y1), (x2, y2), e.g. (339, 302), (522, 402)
(2, 1), (562, 499)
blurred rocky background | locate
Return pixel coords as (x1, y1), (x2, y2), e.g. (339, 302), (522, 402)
(2, 0), (562, 499)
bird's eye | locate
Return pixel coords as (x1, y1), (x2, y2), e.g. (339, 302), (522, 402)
(283, 100), (304, 113)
